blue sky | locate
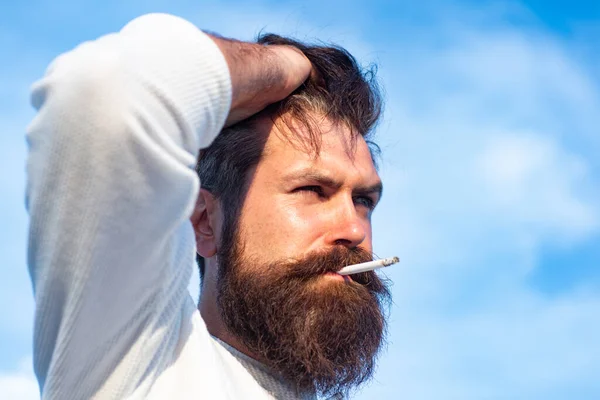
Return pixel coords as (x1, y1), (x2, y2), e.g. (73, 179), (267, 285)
(1, 0), (599, 399)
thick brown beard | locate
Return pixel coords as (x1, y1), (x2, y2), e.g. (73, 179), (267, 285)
(216, 235), (391, 398)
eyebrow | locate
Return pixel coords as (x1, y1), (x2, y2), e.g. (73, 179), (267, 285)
(284, 170), (384, 200)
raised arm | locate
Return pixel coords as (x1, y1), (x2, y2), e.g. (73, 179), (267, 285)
(26, 13), (310, 399)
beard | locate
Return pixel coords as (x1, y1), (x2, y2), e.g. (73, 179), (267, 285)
(216, 227), (391, 398)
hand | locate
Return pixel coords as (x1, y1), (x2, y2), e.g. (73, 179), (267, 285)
(208, 35), (312, 126)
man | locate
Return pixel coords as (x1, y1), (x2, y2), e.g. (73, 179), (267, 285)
(27, 12), (391, 400)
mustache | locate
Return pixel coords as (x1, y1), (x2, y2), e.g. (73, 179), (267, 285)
(279, 246), (383, 288)
(284, 246), (371, 276)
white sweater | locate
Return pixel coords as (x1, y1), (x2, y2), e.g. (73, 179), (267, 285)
(26, 13), (314, 400)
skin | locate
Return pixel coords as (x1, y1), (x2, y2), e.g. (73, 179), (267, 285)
(191, 115), (383, 358)
(207, 35), (313, 127)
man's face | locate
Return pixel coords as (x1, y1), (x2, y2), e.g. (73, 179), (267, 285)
(236, 117), (381, 265)
(215, 115), (390, 397)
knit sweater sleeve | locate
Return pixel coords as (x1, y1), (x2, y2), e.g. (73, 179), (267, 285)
(25, 14), (231, 399)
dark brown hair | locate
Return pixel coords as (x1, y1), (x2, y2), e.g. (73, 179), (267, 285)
(195, 34), (383, 279)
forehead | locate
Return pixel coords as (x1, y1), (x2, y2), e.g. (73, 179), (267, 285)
(258, 114), (379, 181)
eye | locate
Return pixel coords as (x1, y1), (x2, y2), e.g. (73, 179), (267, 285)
(354, 195), (376, 210)
(294, 185), (325, 197)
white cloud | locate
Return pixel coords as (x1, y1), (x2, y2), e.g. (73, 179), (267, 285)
(363, 3), (600, 399)
(365, 291), (600, 399)
(0, 358), (39, 400)
(476, 132), (597, 242)
(372, 1), (600, 270)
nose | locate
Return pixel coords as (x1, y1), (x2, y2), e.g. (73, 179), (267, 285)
(324, 199), (368, 248)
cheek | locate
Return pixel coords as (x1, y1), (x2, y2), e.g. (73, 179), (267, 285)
(237, 195), (323, 261)
(364, 226), (374, 251)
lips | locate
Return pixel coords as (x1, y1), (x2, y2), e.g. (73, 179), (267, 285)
(324, 271), (353, 283)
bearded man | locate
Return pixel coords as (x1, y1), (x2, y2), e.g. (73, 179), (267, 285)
(26, 12), (391, 400)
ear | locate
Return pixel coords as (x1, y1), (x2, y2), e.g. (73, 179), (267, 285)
(190, 188), (219, 258)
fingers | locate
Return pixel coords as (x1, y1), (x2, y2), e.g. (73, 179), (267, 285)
(271, 45), (312, 94)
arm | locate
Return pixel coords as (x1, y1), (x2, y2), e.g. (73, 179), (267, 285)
(209, 34), (312, 126)
(26, 13), (309, 399)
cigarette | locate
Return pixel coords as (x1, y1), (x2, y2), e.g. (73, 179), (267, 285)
(337, 256), (399, 275)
